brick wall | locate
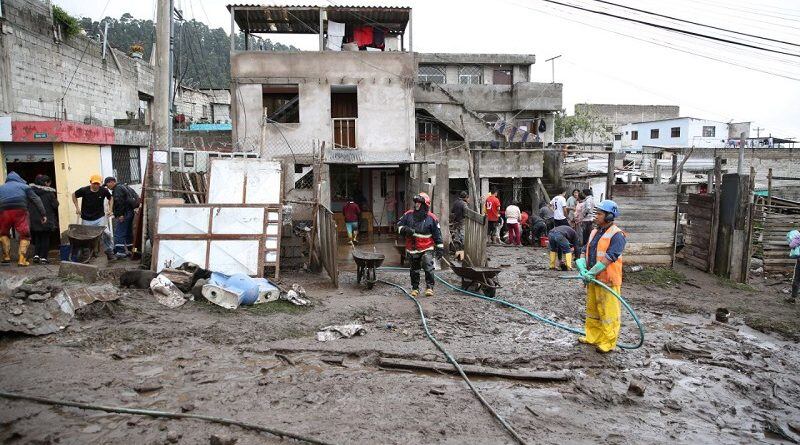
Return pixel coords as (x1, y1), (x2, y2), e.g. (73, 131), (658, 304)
(0, 0), (155, 125)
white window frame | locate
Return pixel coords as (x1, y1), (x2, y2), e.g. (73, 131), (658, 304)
(418, 65), (446, 83)
(459, 66), (482, 85)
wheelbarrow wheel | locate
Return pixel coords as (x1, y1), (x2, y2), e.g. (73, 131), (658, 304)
(366, 267), (376, 289)
(483, 286), (496, 298)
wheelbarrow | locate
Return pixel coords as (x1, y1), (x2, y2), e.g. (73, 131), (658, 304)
(66, 224), (107, 264)
(394, 241), (406, 266)
(445, 258), (502, 298)
(352, 248), (385, 289)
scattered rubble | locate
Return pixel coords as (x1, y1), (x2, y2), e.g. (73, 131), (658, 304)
(316, 324), (366, 341)
(150, 275), (189, 308)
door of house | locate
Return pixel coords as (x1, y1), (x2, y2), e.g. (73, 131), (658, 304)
(371, 169), (396, 228)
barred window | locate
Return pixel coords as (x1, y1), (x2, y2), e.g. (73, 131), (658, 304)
(459, 66), (482, 84)
(294, 164), (313, 189)
(111, 146), (141, 184)
(418, 65), (446, 83)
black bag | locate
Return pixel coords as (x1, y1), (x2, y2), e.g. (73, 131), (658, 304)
(120, 184), (141, 209)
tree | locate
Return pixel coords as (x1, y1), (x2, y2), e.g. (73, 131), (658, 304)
(554, 107), (612, 144)
(78, 14), (298, 88)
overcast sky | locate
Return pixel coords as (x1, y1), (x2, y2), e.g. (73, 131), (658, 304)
(58, 0), (800, 138)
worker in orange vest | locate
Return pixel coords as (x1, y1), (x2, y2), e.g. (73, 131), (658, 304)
(575, 199), (627, 353)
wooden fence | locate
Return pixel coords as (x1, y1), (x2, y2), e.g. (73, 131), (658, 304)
(754, 198), (800, 274)
(681, 193), (717, 272)
(613, 184), (678, 265)
(463, 208), (487, 267)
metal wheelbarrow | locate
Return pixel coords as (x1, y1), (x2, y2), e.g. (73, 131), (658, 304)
(447, 260), (502, 298)
(66, 224), (107, 263)
(352, 249), (385, 289)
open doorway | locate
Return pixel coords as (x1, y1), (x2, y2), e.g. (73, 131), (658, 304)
(2, 143), (60, 255)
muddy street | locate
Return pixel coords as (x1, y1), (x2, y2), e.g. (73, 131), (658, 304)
(0, 246), (799, 444)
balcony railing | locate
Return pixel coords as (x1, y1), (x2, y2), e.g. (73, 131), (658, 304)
(332, 118), (357, 149)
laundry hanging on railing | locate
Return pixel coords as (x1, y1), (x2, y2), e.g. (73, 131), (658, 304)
(492, 118), (546, 144)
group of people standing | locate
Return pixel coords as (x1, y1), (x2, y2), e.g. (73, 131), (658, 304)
(0, 172), (138, 265)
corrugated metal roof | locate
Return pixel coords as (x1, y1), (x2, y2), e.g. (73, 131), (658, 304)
(227, 4), (411, 35)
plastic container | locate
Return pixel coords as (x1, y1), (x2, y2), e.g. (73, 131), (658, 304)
(539, 236), (549, 248)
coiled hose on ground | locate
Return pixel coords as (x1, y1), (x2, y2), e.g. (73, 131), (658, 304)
(380, 266), (645, 350)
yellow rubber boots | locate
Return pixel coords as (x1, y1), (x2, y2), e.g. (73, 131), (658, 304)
(564, 253), (574, 271)
(0, 236), (10, 264)
(17, 239), (30, 267)
(549, 251), (557, 270)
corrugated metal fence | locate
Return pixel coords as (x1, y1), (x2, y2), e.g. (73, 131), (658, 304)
(312, 205), (339, 287)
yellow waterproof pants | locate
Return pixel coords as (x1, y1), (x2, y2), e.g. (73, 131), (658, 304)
(584, 283), (622, 352)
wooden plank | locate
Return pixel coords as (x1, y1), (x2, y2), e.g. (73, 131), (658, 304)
(378, 358), (572, 382)
(624, 254), (673, 265)
(686, 206), (714, 220)
(682, 255), (708, 270)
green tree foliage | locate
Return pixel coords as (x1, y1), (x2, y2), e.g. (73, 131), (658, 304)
(53, 5), (82, 39)
(554, 107), (612, 144)
(78, 14), (298, 88)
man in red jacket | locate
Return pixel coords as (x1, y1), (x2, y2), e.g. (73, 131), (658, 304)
(397, 192), (444, 297)
(485, 189), (501, 244)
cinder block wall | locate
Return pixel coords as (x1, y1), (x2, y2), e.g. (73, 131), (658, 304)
(1, 0), (155, 124)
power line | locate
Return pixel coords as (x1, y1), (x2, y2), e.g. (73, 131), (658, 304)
(538, 0), (800, 57)
(59, 0), (114, 103)
(503, 0), (800, 81)
(587, 0), (800, 48)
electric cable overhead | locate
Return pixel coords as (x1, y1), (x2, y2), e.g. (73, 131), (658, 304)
(587, 0), (800, 48)
(538, 0), (800, 57)
(503, 0), (800, 81)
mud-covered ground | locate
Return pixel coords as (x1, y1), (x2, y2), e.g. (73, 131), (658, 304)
(0, 246), (798, 444)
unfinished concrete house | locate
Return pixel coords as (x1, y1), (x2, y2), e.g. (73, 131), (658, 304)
(414, 53), (563, 211)
(228, 4), (563, 251)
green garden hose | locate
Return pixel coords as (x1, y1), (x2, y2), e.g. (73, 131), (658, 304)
(378, 279), (528, 445)
(380, 267), (645, 350)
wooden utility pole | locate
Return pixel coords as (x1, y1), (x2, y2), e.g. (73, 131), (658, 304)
(605, 151), (615, 199)
(148, 0), (174, 233)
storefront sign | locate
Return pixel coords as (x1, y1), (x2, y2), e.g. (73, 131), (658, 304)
(12, 121), (115, 144)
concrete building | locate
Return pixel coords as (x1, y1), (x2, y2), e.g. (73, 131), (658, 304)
(200, 89), (232, 124)
(228, 4), (562, 229)
(415, 53), (561, 144)
(575, 103), (679, 135)
(0, 0), (151, 234)
(613, 117), (751, 152)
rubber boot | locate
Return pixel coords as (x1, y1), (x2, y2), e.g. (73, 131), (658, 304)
(17, 239), (30, 267)
(564, 253), (574, 271)
(425, 288), (434, 297)
(410, 289), (419, 297)
(549, 252), (557, 270)
(0, 236), (11, 264)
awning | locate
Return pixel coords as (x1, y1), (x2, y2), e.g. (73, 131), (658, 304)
(227, 4), (411, 35)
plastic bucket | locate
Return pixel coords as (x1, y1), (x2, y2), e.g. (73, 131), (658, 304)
(539, 236), (549, 248)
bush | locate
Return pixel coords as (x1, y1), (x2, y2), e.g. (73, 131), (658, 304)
(52, 5), (82, 39)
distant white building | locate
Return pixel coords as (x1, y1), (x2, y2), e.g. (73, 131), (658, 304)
(613, 117), (750, 152)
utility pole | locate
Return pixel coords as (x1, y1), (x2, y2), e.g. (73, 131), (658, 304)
(545, 55), (562, 83)
(149, 0), (174, 230)
(753, 126), (764, 138)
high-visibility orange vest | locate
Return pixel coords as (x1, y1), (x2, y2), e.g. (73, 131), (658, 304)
(587, 224), (625, 286)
